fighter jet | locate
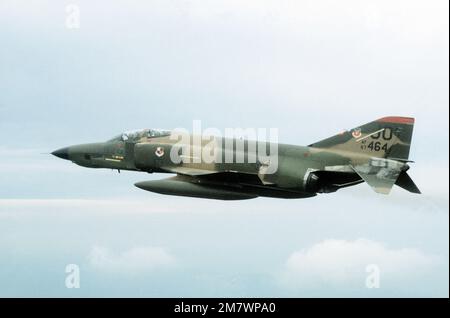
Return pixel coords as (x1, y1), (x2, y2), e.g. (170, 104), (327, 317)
(52, 116), (420, 200)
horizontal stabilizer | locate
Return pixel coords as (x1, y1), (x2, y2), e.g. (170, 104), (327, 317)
(351, 158), (405, 194)
(395, 171), (421, 194)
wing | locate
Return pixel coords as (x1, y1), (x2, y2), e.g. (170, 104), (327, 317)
(161, 165), (275, 185)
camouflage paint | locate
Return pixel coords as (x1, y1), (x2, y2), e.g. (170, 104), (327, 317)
(52, 116), (420, 200)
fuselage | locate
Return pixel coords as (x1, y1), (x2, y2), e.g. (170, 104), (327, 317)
(52, 117), (419, 199)
(52, 130), (363, 199)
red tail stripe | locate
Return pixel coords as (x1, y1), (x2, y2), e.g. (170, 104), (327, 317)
(377, 116), (415, 124)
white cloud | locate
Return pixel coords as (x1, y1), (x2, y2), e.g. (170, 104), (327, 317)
(0, 198), (249, 215)
(88, 245), (176, 273)
(0, 199), (214, 217)
(280, 239), (441, 294)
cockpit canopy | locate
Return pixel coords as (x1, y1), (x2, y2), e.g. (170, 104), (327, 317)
(108, 129), (171, 142)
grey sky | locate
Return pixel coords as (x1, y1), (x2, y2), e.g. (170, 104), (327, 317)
(0, 0), (448, 297)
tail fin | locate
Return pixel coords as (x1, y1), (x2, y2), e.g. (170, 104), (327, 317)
(309, 116), (420, 195)
(309, 116), (415, 160)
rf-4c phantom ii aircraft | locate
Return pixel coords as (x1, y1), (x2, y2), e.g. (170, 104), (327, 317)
(52, 116), (421, 200)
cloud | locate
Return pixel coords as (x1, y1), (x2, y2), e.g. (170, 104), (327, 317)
(0, 198), (247, 216)
(88, 246), (176, 273)
(0, 199), (178, 215)
(279, 239), (442, 295)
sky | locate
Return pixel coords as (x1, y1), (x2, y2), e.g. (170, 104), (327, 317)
(0, 0), (448, 297)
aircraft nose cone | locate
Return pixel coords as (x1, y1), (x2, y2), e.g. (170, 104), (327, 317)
(52, 147), (70, 160)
